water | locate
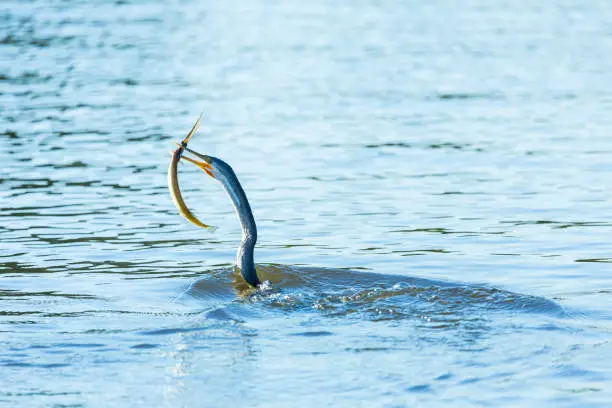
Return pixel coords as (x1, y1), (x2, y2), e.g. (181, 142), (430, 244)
(2, 0), (612, 406)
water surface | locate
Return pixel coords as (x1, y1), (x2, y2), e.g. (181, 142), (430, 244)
(2, 0), (612, 406)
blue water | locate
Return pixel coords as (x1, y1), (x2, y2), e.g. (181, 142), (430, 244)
(2, 1), (612, 406)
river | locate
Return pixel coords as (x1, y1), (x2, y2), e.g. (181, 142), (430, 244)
(1, 1), (612, 406)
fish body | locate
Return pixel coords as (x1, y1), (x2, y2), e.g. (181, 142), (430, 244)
(167, 113), (214, 229)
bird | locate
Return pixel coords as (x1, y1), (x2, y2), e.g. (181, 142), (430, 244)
(168, 114), (260, 287)
(166, 115), (563, 319)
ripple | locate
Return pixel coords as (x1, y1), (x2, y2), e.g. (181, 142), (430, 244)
(185, 265), (564, 322)
(0, 71), (52, 85)
(0, 290), (97, 300)
(434, 92), (502, 101)
(130, 343), (159, 349)
(362, 141), (485, 152)
(291, 330), (334, 337)
(575, 258), (612, 263)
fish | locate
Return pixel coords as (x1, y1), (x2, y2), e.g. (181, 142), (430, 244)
(167, 113), (215, 230)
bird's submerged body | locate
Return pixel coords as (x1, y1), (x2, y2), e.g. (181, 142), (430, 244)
(182, 263), (563, 319)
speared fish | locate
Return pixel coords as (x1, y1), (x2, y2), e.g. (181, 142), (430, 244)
(167, 112), (215, 229)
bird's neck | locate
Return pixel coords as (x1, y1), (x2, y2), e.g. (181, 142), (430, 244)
(221, 171), (260, 287)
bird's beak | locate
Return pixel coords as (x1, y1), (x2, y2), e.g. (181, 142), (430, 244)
(180, 146), (215, 179)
